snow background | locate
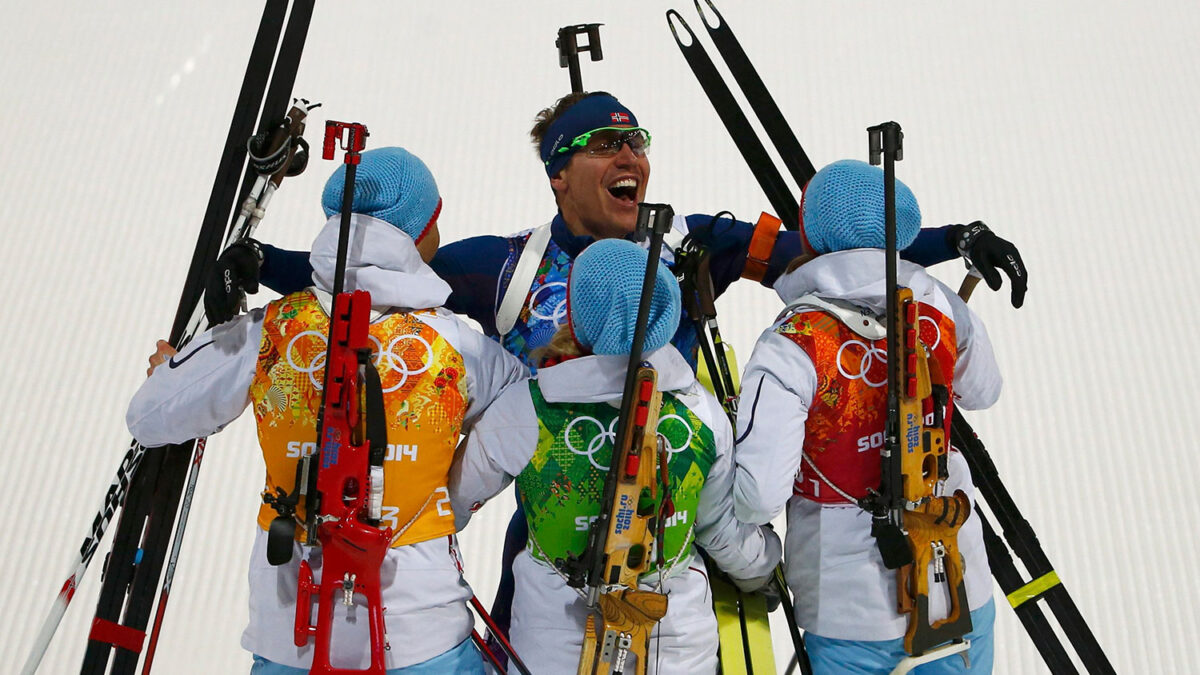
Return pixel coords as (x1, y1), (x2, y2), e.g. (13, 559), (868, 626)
(2, 0), (1195, 672)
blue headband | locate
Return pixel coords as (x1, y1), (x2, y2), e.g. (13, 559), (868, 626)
(539, 93), (639, 178)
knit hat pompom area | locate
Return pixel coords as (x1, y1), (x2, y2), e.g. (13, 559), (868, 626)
(801, 159), (921, 254)
(321, 146), (442, 244)
(568, 239), (681, 356)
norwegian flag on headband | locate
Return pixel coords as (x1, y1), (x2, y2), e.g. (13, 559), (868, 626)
(610, 112), (630, 124)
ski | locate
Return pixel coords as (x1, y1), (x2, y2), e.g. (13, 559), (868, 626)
(666, 10), (799, 230)
(690, 0), (816, 192)
(32, 2), (317, 674)
(951, 416), (1116, 673)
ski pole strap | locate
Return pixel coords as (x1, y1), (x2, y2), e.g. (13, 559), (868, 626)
(1007, 570), (1062, 609)
(742, 212), (781, 282)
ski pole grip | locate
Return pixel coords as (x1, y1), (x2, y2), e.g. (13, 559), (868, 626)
(322, 121), (370, 164)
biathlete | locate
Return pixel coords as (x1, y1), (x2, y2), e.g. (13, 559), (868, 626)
(732, 159), (1002, 674)
(128, 147), (527, 674)
(449, 239), (782, 675)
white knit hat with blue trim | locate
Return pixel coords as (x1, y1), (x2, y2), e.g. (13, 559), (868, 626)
(568, 239), (681, 356)
(802, 159), (921, 253)
(321, 146), (442, 243)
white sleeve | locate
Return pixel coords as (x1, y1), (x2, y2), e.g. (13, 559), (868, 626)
(732, 330), (816, 525)
(944, 292), (1002, 411)
(125, 308), (264, 447)
(449, 382), (539, 531)
(446, 316), (530, 425)
(693, 393), (783, 582)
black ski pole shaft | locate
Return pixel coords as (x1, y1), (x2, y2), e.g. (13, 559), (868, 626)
(556, 24), (603, 93)
(137, 440), (206, 675)
(692, 0), (817, 188)
(773, 567), (812, 675)
(666, 11), (799, 230)
(472, 631), (505, 673)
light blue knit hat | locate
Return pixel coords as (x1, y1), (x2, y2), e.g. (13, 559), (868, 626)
(568, 239), (681, 356)
(802, 159), (920, 253)
(321, 146), (442, 243)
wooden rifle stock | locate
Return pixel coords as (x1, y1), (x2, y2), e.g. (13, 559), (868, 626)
(577, 366), (669, 675)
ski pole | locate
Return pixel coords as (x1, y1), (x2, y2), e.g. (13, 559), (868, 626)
(469, 595), (533, 675)
(20, 442), (145, 675)
(71, 4), (316, 674)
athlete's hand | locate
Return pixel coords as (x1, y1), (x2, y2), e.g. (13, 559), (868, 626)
(952, 221), (1028, 308)
(147, 339), (177, 377)
(204, 239), (263, 326)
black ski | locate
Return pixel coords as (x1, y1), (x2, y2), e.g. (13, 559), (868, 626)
(669, 3), (1113, 672)
(666, 10), (799, 230)
(78, 2), (315, 673)
(690, 0), (816, 192)
(952, 416), (1116, 674)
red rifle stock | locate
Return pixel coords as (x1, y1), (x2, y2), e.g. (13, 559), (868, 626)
(293, 121), (392, 674)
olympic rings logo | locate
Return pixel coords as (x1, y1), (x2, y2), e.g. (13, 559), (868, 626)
(834, 316), (944, 388)
(836, 339), (888, 388)
(285, 330), (434, 393)
(563, 413), (695, 471)
(528, 281), (567, 326)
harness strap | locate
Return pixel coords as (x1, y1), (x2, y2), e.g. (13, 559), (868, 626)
(495, 219), (686, 337)
(778, 294), (887, 341)
(495, 222), (553, 336)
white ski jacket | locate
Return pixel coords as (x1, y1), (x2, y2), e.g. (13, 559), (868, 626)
(126, 214), (527, 669)
(450, 346), (782, 675)
(732, 249), (1002, 641)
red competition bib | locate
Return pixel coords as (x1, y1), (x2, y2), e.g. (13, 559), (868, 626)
(776, 304), (957, 503)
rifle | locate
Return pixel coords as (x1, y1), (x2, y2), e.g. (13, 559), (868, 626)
(557, 23), (604, 93)
(562, 203), (676, 675)
(285, 120), (394, 675)
(865, 122), (973, 669)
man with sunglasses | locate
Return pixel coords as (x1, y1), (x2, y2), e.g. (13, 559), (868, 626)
(205, 91), (1029, 659)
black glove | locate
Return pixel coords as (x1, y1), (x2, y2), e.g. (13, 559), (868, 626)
(952, 221), (1028, 308)
(204, 239), (263, 325)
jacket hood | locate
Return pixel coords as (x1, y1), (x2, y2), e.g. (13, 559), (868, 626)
(537, 346), (695, 404)
(773, 249), (938, 314)
(309, 214), (451, 311)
